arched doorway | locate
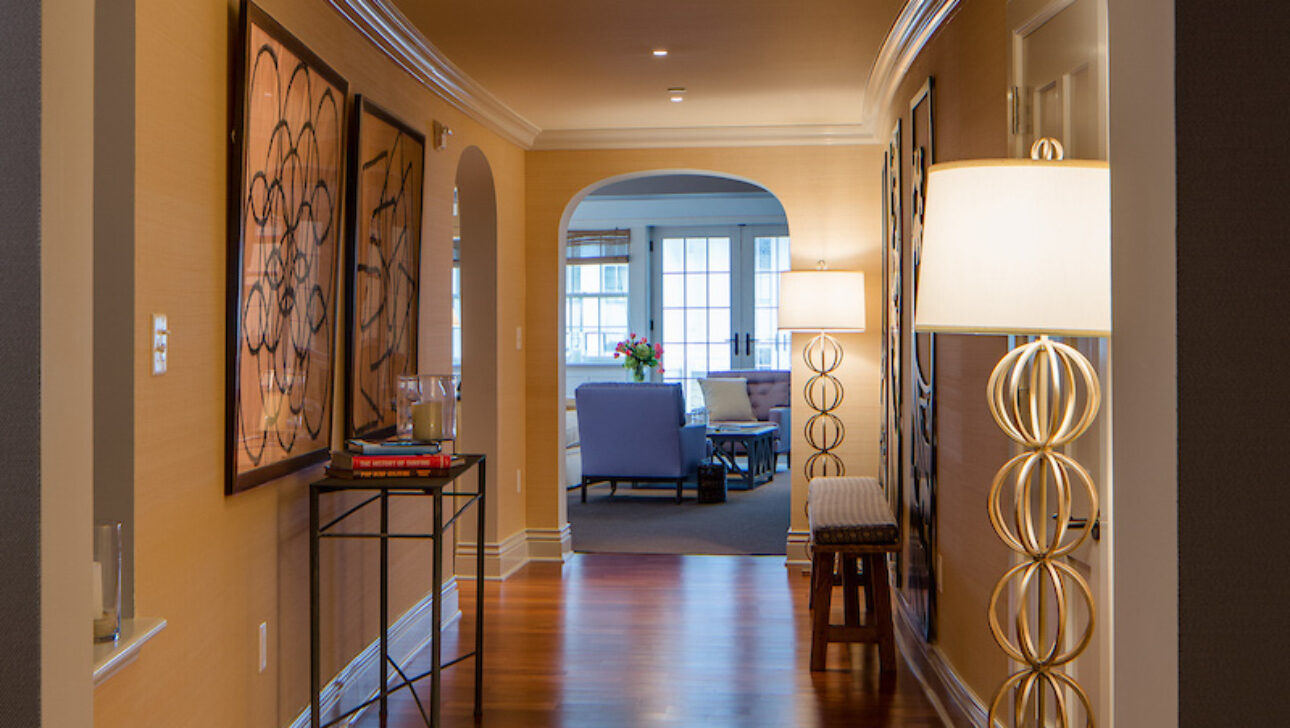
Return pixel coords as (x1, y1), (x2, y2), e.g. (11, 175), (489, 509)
(558, 171), (794, 555)
(453, 146), (500, 569)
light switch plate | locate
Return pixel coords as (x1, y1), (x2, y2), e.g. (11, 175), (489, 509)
(152, 314), (168, 375)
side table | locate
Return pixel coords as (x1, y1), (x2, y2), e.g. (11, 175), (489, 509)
(310, 454), (486, 728)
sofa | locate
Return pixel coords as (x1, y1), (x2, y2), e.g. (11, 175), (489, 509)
(706, 369), (792, 459)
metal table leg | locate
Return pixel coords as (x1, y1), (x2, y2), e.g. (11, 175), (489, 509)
(474, 459), (486, 716)
(380, 490), (389, 727)
(310, 487), (320, 728)
(431, 488), (443, 728)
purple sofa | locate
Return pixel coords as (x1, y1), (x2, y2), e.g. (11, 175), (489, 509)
(707, 370), (792, 458)
(575, 382), (708, 503)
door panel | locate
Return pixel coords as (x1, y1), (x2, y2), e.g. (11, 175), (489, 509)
(1010, 0), (1109, 723)
(652, 226), (789, 410)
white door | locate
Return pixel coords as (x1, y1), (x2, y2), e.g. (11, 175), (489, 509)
(1009, 0), (1111, 724)
(650, 225), (790, 410)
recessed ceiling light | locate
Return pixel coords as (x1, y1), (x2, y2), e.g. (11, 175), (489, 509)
(652, 49), (668, 57)
(668, 87), (686, 103)
(670, 96), (684, 103)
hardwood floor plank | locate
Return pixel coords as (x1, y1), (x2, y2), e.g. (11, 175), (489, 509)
(354, 554), (946, 727)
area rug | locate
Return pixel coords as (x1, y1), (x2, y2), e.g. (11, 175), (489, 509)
(566, 466), (791, 555)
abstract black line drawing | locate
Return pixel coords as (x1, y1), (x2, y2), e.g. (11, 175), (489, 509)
(226, 1), (347, 494)
(344, 96), (424, 439)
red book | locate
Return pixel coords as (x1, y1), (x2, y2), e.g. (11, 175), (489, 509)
(326, 467), (452, 479)
(330, 452), (452, 470)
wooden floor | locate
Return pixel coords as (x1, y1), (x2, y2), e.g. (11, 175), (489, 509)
(356, 553), (946, 728)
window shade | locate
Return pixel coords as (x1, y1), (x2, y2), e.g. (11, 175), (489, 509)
(567, 229), (630, 265)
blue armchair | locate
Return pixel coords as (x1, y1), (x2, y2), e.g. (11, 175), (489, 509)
(575, 382), (708, 503)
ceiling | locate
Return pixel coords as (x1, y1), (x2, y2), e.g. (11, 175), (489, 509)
(391, 0), (907, 134)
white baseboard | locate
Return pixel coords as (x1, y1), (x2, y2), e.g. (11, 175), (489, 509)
(286, 579), (460, 728)
(454, 529), (529, 581)
(893, 591), (992, 728)
(785, 530), (811, 568)
(526, 525), (573, 563)
(455, 526), (573, 581)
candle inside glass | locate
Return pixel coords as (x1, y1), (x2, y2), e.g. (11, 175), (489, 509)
(411, 401), (443, 441)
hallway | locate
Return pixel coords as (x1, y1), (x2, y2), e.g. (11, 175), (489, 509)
(355, 554), (944, 727)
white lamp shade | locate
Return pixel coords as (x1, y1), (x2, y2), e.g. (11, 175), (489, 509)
(777, 270), (865, 332)
(914, 159), (1110, 337)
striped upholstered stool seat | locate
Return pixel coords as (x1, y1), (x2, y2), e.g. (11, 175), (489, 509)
(806, 476), (900, 672)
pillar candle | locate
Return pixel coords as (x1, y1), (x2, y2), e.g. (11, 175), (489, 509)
(412, 401), (443, 441)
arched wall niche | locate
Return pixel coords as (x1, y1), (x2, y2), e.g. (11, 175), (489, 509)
(453, 145), (501, 555)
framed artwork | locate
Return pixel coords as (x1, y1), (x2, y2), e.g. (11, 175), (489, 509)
(906, 76), (938, 639)
(882, 119), (904, 588)
(225, 0), (348, 494)
(344, 96), (425, 439)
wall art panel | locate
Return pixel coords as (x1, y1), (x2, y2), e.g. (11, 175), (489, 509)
(226, 1), (347, 494)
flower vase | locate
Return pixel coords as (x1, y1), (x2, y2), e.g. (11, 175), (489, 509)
(630, 363), (646, 382)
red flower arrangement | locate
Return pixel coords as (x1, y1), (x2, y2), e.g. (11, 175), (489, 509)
(613, 333), (664, 382)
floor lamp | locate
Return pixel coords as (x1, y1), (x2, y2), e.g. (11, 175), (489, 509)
(914, 140), (1109, 727)
(777, 268), (865, 479)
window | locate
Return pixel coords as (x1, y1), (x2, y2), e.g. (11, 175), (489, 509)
(567, 230), (631, 364)
(452, 187), (462, 369)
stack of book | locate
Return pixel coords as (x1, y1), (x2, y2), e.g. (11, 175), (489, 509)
(326, 438), (457, 479)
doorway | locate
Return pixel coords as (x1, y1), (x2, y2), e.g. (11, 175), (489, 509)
(561, 172), (794, 556)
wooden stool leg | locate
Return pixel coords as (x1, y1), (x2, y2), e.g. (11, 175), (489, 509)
(810, 551), (835, 671)
(841, 555), (861, 627)
(861, 559), (874, 615)
(866, 553), (897, 672)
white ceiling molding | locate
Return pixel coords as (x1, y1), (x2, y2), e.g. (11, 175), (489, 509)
(863, 0), (963, 133)
(533, 124), (875, 151)
(326, 0), (541, 148)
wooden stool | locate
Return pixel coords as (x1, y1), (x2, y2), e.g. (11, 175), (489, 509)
(807, 476), (900, 672)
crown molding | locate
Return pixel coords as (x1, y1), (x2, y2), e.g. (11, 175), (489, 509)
(864, 0), (963, 133)
(327, 0), (957, 152)
(533, 123), (874, 151)
(326, 0), (541, 148)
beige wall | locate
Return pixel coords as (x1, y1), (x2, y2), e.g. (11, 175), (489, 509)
(885, 0), (1014, 704)
(92, 1), (526, 725)
(42, 0), (96, 726)
(524, 146), (885, 543)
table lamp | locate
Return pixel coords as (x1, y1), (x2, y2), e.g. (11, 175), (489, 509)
(914, 138), (1108, 727)
(778, 267), (865, 478)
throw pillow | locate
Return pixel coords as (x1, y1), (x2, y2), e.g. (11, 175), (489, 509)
(699, 378), (756, 422)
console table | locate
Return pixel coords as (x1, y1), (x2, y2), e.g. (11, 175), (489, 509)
(310, 454), (486, 728)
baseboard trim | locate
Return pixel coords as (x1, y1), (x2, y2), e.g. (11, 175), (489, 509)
(454, 529), (529, 581)
(286, 578), (460, 728)
(785, 530), (811, 568)
(526, 525), (573, 563)
(893, 592), (992, 728)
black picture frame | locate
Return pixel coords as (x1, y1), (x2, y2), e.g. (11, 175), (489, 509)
(225, 0), (348, 494)
(343, 95), (426, 440)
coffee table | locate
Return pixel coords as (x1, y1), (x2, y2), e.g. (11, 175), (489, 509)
(706, 423), (777, 490)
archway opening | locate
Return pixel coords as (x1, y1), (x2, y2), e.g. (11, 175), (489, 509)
(559, 171), (793, 556)
(453, 146), (499, 559)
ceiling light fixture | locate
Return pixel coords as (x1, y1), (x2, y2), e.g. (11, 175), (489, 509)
(668, 87), (686, 102)
(652, 49), (668, 57)
(670, 96), (684, 103)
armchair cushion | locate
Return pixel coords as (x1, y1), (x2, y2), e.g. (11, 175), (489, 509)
(699, 377), (756, 421)
(707, 370), (790, 421)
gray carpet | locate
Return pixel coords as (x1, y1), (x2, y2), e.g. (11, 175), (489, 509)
(567, 465), (791, 555)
